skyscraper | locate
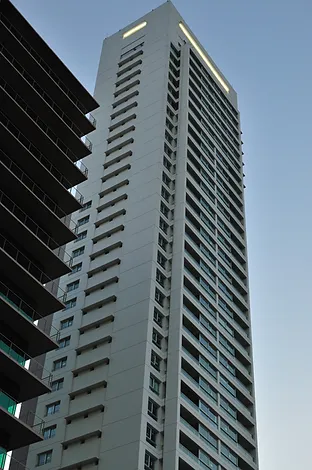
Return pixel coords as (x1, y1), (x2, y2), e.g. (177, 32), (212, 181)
(26, 2), (259, 470)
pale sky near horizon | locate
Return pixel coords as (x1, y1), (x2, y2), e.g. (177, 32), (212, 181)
(10, 1), (312, 468)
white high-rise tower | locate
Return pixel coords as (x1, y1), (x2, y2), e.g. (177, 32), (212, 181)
(26, 3), (259, 470)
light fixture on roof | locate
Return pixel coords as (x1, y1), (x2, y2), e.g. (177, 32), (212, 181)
(178, 22), (230, 94)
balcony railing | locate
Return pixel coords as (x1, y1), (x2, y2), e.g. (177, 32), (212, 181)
(0, 333), (52, 387)
(0, 389), (45, 435)
(0, 189), (73, 267)
(0, 12), (89, 114)
(1, 76), (90, 160)
(87, 113), (97, 127)
(0, 235), (67, 302)
(0, 280), (60, 342)
(0, 43), (96, 137)
(0, 110), (88, 190)
(0, 449), (32, 470)
(0, 149), (79, 235)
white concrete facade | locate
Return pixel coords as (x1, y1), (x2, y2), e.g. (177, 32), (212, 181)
(26, 3), (259, 470)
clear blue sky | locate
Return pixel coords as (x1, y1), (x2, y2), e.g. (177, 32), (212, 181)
(11, 0), (312, 468)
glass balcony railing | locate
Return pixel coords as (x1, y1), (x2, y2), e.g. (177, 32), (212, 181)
(0, 111), (87, 194)
(0, 280), (60, 342)
(0, 449), (32, 470)
(0, 333), (52, 387)
(0, 12), (89, 115)
(0, 389), (45, 436)
(0, 236), (67, 303)
(0, 42), (96, 136)
(0, 148), (81, 234)
(0, 189), (73, 267)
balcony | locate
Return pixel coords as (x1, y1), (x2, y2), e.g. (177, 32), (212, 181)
(0, 235), (65, 315)
(0, 281), (59, 356)
(0, 110), (88, 190)
(0, 334), (52, 401)
(0, 390), (44, 451)
(0, 10), (98, 121)
(0, 158), (78, 246)
(0, 191), (72, 279)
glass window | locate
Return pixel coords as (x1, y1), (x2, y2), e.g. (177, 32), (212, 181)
(37, 451), (52, 466)
(72, 246), (85, 258)
(152, 329), (162, 349)
(46, 402), (60, 416)
(149, 374), (160, 395)
(64, 298), (76, 310)
(58, 337), (70, 349)
(67, 280), (79, 292)
(148, 398), (159, 421)
(51, 378), (64, 392)
(53, 357), (67, 371)
(75, 230), (87, 242)
(144, 451), (156, 470)
(146, 423), (157, 447)
(60, 317), (73, 329)
(43, 425), (56, 440)
(153, 308), (163, 327)
(151, 351), (161, 371)
(77, 215), (89, 227)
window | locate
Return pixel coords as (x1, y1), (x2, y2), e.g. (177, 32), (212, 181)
(155, 288), (165, 307)
(151, 351), (161, 371)
(77, 215), (89, 227)
(75, 230), (87, 242)
(157, 251), (166, 269)
(60, 317), (73, 329)
(149, 374), (160, 395)
(163, 156), (172, 172)
(46, 401), (60, 416)
(64, 298), (76, 310)
(221, 443), (238, 466)
(160, 201), (169, 219)
(71, 263), (82, 274)
(72, 246), (85, 258)
(220, 419), (238, 442)
(159, 217), (168, 235)
(146, 423), (157, 447)
(152, 329), (162, 349)
(144, 451), (156, 470)
(80, 200), (92, 211)
(158, 234), (167, 251)
(43, 425), (56, 440)
(53, 357), (67, 371)
(153, 308), (163, 327)
(67, 280), (79, 292)
(156, 269), (165, 287)
(220, 396), (237, 419)
(51, 378), (64, 392)
(161, 185), (170, 202)
(37, 451), (52, 466)
(220, 375), (236, 397)
(58, 336), (70, 349)
(162, 172), (171, 187)
(148, 398), (159, 421)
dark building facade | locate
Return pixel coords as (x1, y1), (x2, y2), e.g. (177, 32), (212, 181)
(0, 0), (98, 467)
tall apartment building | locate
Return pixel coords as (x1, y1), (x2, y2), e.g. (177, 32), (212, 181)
(0, 0), (98, 469)
(25, 2), (259, 470)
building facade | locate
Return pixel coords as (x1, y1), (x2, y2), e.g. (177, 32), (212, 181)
(26, 3), (259, 470)
(0, 0), (98, 468)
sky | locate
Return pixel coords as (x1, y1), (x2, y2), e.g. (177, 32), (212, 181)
(10, 0), (312, 468)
